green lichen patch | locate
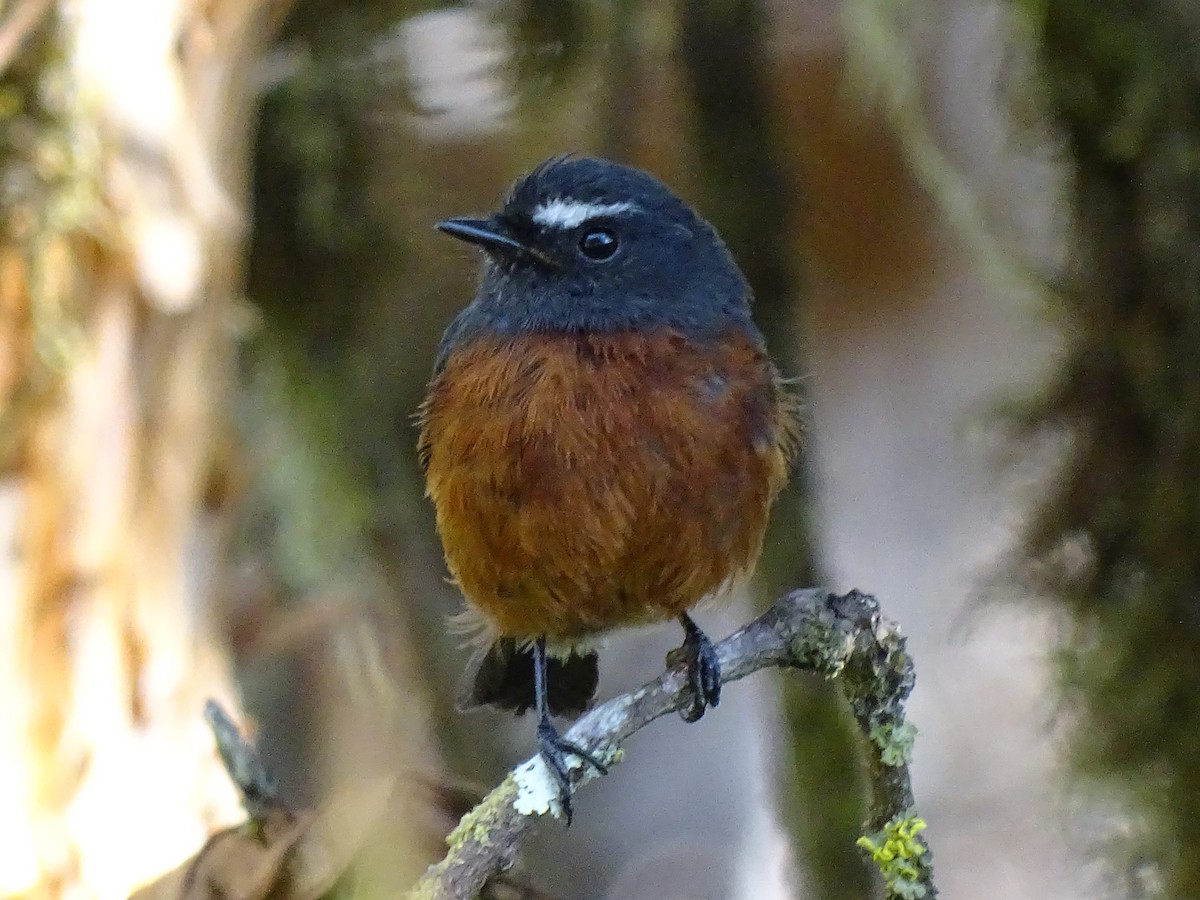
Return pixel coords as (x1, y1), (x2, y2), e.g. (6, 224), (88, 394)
(445, 776), (518, 851)
(870, 720), (918, 767)
(857, 814), (930, 899)
(790, 604), (854, 678)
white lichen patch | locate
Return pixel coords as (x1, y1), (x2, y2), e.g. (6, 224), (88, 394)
(583, 693), (639, 736)
(513, 755), (577, 818)
(873, 617), (903, 645)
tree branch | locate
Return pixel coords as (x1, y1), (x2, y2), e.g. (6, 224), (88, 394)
(409, 588), (936, 900)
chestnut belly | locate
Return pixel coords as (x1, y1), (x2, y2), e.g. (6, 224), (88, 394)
(418, 327), (793, 641)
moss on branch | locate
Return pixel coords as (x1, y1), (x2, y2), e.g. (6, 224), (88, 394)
(408, 588), (936, 900)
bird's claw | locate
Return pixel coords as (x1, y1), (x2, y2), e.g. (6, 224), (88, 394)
(536, 717), (607, 826)
(673, 616), (721, 722)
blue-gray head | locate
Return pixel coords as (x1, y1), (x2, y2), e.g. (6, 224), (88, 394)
(436, 156), (756, 343)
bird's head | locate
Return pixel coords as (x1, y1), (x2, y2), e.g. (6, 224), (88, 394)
(436, 156), (754, 338)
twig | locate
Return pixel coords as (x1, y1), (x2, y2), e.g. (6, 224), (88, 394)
(203, 699), (282, 822)
(409, 588), (936, 900)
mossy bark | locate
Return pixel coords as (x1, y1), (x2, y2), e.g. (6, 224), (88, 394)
(1017, 3), (1200, 896)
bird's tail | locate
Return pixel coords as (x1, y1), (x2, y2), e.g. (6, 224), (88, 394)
(458, 638), (599, 718)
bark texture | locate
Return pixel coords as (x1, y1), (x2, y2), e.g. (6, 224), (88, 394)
(0, 2), (289, 896)
(410, 589), (934, 900)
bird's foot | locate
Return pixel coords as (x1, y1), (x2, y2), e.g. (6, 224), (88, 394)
(536, 715), (608, 826)
(668, 614), (721, 722)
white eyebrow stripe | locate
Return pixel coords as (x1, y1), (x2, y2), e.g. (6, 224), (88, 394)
(530, 198), (636, 229)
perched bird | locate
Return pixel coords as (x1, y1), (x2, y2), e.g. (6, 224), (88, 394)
(418, 156), (799, 820)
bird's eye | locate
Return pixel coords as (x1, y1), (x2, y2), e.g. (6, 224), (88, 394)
(578, 228), (619, 261)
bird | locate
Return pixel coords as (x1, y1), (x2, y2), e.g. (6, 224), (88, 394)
(417, 156), (799, 822)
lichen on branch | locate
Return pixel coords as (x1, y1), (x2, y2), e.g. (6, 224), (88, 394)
(409, 588), (937, 900)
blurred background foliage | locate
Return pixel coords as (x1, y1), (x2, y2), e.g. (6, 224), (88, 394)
(244, 0), (868, 894)
(1011, 3), (1200, 897)
(240, 1), (1200, 896)
(5, 0), (1200, 898)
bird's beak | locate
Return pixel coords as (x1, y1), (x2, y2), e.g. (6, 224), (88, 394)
(435, 217), (558, 268)
(436, 217), (526, 255)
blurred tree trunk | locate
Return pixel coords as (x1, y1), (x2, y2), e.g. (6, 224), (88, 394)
(675, 3), (872, 898)
(1017, 2), (1200, 897)
(0, 1), (289, 897)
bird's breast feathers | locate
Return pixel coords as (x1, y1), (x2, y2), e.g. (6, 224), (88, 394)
(418, 326), (798, 639)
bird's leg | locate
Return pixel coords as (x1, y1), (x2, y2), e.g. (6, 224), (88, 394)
(671, 612), (722, 722)
(533, 637), (607, 825)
